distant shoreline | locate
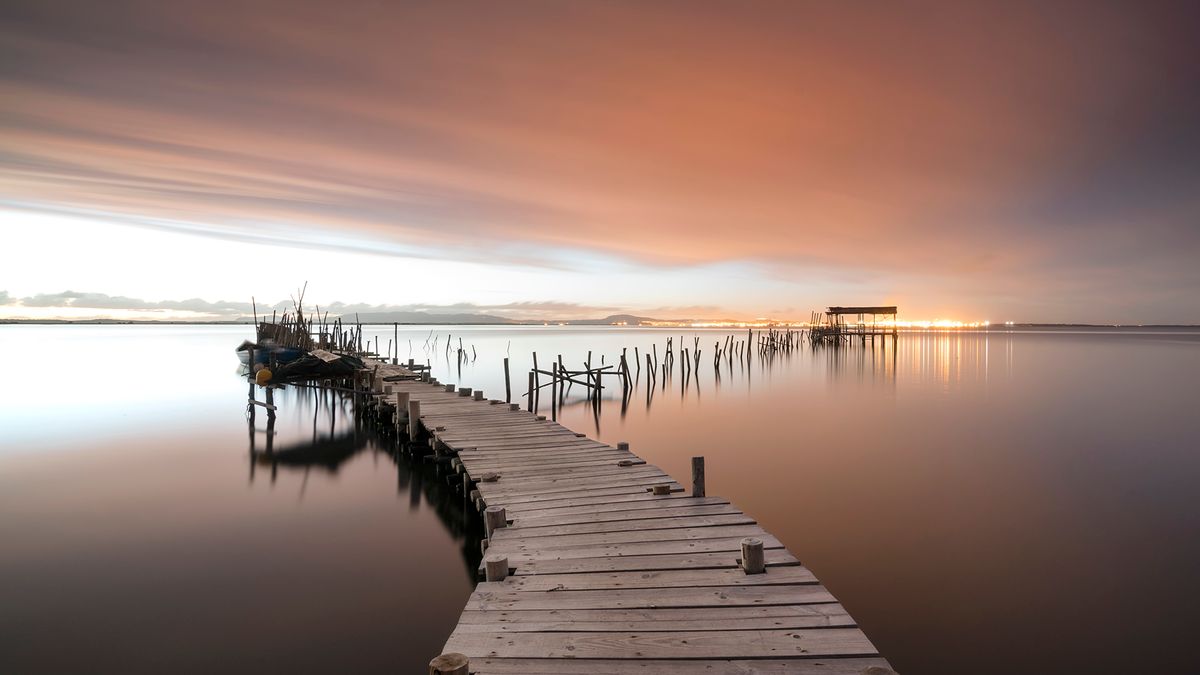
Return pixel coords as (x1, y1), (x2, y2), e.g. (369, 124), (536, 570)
(2, 320), (1198, 328)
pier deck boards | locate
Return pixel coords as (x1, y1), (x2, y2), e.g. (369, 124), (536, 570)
(368, 362), (892, 674)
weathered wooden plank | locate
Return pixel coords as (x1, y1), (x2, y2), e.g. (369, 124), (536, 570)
(504, 548), (801, 576)
(511, 496), (733, 522)
(496, 513), (756, 538)
(489, 524), (770, 549)
(451, 602), (852, 632)
(442, 627), (878, 659)
(496, 565), (818, 591)
(465, 463), (657, 482)
(474, 470), (671, 495)
(487, 534), (786, 563)
(467, 583), (834, 611)
(465, 657), (893, 674)
(485, 483), (685, 509)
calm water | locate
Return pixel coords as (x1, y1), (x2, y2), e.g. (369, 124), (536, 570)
(2, 324), (1198, 674)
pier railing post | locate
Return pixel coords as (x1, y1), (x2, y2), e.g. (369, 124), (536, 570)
(692, 456), (705, 497)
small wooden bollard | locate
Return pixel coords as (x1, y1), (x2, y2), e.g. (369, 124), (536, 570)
(509, 403), (520, 411)
(458, 387), (471, 397)
(384, 384), (393, 395)
(479, 472), (501, 482)
(651, 484), (672, 496)
(484, 554), (509, 582)
(473, 390), (484, 401)
(484, 505), (507, 538)
(407, 399), (422, 438)
(445, 383), (456, 393)
(741, 537), (765, 574)
(692, 456), (706, 497)
(617, 441), (630, 451)
(428, 652), (469, 675)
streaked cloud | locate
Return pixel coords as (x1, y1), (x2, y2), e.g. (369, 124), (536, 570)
(2, 1), (1198, 321)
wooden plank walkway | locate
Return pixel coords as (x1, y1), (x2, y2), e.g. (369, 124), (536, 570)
(366, 361), (893, 674)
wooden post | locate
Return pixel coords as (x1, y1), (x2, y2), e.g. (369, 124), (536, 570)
(408, 399), (421, 438)
(484, 505), (507, 538)
(395, 391), (410, 428)
(651, 484), (671, 495)
(503, 357), (511, 403)
(484, 554), (509, 582)
(526, 370), (534, 411)
(692, 456), (706, 497)
(741, 537), (765, 574)
(459, 387), (472, 397)
(428, 653), (469, 675)
(473, 390), (484, 401)
(550, 363), (558, 420)
(617, 441), (629, 451)
(393, 322), (398, 364)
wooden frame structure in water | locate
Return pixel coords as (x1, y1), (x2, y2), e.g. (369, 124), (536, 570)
(811, 306), (899, 346)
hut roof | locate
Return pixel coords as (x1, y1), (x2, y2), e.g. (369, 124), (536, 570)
(826, 306), (898, 315)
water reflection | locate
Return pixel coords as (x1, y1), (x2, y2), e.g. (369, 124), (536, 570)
(242, 381), (484, 584)
(3, 325), (1199, 675)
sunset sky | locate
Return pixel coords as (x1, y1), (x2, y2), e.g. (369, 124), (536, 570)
(2, 1), (1198, 323)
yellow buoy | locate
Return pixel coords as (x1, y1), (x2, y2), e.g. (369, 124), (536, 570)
(255, 368), (272, 385)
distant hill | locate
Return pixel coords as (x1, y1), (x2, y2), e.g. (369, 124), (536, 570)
(345, 311), (521, 324)
(564, 314), (660, 325)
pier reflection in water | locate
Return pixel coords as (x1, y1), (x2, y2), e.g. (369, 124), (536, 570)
(245, 383), (484, 585)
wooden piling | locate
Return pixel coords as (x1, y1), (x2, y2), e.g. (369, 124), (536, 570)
(526, 371), (534, 412)
(503, 357), (511, 403)
(692, 456), (706, 497)
(408, 399), (422, 438)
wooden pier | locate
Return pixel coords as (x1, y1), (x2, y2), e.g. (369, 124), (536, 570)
(356, 360), (893, 674)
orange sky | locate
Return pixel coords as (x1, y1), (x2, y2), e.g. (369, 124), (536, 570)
(2, 1), (1198, 322)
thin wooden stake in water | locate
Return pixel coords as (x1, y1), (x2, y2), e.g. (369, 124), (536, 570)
(503, 357), (511, 403)
(692, 456), (706, 497)
(526, 370), (534, 412)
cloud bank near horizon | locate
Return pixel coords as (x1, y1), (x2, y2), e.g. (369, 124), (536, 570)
(0, 289), (682, 322)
